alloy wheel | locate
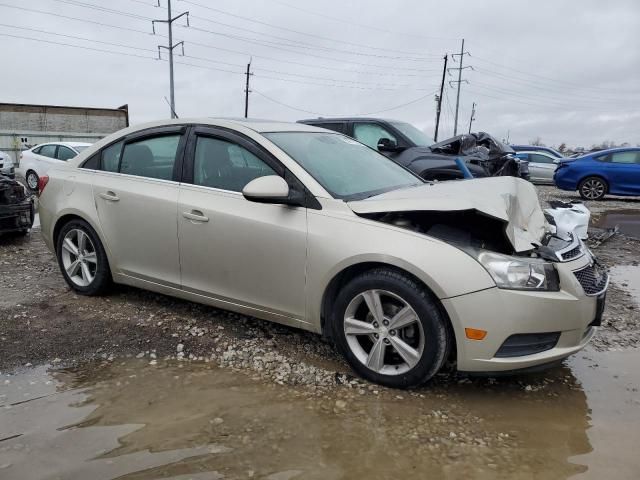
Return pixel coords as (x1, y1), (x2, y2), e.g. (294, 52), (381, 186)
(26, 172), (38, 190)
(344, 289), (425, 375)
(60, 229), (98, 287)
(581, 179), (605, 200)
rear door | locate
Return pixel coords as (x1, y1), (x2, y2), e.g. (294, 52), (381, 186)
(91, 126), (187, 286)
(177, 126), (308, 321)
(604, 151), (640, 194)
(35, 144), (58, 175)
(527, 153), (557, 183)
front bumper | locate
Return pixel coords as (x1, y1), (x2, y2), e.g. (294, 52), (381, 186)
(443, 253), (605, 372)
(0, 200), (34, 233)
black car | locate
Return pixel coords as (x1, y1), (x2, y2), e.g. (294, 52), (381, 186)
(298, 117), (527, 181)
(0, 174), (34, 236)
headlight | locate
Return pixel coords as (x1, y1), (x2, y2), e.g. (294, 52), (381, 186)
(474, 251), (560, 291)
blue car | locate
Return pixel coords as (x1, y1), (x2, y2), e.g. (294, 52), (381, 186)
(554, 147), (640, 200)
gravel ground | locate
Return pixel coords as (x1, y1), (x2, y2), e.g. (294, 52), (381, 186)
(1, 184), (638, 392)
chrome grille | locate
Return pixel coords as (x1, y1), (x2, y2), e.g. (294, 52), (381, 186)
(574, 263), (608, 295)
(561, 245), (582, 261)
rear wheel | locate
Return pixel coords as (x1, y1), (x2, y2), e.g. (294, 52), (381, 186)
(331, 268), (449, 388)
(56, 219), (112, 295)
(25, 170), (39, 191)
(578, 176), (607, 200)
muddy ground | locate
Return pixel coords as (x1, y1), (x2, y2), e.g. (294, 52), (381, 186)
(1, 184), (640, 479)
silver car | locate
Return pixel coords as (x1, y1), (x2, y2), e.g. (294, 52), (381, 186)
(38, 119), (607, 388)
(0, 150), (15, 178)
(514, 151), (561, 184)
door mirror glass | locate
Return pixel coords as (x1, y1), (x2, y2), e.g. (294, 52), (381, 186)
(377, 137), (399, 152)
(242, 175), (290, 203)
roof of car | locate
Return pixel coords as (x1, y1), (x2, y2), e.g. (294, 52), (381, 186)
(298, 117), (398, 124)
(36, 141), (93, 148)
(585, 147), (640, 155)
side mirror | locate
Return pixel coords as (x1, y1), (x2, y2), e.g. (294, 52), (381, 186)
(242, 175), (290, 204)
(553, 159), (561, 164)
(377, 137), (399, 152)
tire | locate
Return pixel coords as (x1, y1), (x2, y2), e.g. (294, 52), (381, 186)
(56, 218), (112, 295)
(26, 170), (39, 191)
(578, 176), (607, 201)
(331, 268), (449, 388)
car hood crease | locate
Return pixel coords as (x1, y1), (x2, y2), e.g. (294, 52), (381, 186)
(347, 177), (547, 252)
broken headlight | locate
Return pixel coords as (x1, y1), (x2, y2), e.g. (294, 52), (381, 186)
(474, 251), (560, 291)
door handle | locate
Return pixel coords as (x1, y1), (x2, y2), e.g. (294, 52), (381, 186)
(183, 210), (209, 223)
(99, 191), (120, 202)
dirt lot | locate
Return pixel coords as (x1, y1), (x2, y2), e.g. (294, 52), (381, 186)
(1, 184), (640, 479)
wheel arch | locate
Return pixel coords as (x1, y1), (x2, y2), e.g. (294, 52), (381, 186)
(578, 173), (609, 192)
(52, 211), (114, 267)
(319, 261), (457, 363)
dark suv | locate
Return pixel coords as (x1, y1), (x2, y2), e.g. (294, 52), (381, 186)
(298, 117), (527, 181)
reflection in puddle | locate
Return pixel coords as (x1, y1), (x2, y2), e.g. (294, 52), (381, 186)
(1, 350), (639, 479)
(610, 265), (640, 307)
(592, 209), (640, 238)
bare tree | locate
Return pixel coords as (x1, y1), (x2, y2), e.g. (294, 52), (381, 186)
(558, 142), (567, 153)
(529, 137), (545, 146)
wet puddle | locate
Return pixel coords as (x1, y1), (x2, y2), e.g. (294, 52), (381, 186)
(592, 209), (640, 238)
(610, 265), (640, 307)
(1, 350), (639, 479)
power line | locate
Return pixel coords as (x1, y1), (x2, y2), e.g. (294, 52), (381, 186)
(253, 89), (439, 116)
(184, 25), (441, 73)
(180, 0), (441, 60)
(269, 0), (460, 42)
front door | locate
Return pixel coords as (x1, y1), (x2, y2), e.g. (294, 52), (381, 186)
(92, 127), (186, 286)
(527, 153), (557, 183)
(177, 127), (308, 321)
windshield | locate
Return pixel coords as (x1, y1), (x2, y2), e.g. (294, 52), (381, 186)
(389, 121), (432, 147)
(265, 132), (423, 200)
(73, 145), (90, 153)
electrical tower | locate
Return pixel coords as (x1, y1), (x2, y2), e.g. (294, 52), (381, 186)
(448, 39), (472, 136)
(153, 0), (189, 119)
(244, 59), (253, 118)
(433, 53), (447, 142)
(468, 102), (476, 133)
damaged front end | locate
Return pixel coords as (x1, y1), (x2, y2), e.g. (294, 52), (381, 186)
(350, 177), (599, 294)
(0, 175), (34, 235)
(430, 132), (529, 180)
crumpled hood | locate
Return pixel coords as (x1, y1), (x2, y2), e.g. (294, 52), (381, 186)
(348, 177), (547, 252)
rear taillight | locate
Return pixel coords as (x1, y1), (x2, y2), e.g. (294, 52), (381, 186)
(37, 175), (49, 195)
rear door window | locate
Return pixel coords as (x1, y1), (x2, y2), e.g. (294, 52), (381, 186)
(611, 151), (640, 164)
(119, 135), (181, 180)
(353, 123), (397, 149)
(39, 145), (57, 158)
(101, 141), (123, 173)
(56, 146), (77, 161)
(313, 123), (345, 134)
(529, 153), (555, 164)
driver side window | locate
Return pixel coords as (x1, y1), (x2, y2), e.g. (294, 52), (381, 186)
(353, 123), (397, 149)
(193, 136), (277, 192)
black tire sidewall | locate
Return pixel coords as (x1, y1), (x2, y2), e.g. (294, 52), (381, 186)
(55, 219), (111, 295)
(331, 269), (448, 388)
(579, 177), (606, 201)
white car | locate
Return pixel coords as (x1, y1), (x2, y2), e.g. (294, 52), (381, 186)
(0, 150), (15, 178)
(18, 142), (92, 190)
(514, 151), (561, 184)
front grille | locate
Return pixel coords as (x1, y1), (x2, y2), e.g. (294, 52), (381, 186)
(561, 245), (582, 261)
(495, 332), (561, 358)
(574, 263), (608, 295)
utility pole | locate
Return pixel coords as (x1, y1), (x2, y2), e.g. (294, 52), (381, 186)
(153, 0), (189, 119)
(448, 39), (472, 136)
(244, 59), (253, 118)
(468, 102), (476, 133)
(433, 53), (447, 142)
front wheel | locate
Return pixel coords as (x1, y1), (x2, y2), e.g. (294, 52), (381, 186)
(331, 268), (450, 388)
(56, 219), (112, 295)
(578, 176), (607, 200)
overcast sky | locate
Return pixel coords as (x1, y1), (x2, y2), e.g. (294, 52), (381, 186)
(1, 0), (639, 148)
